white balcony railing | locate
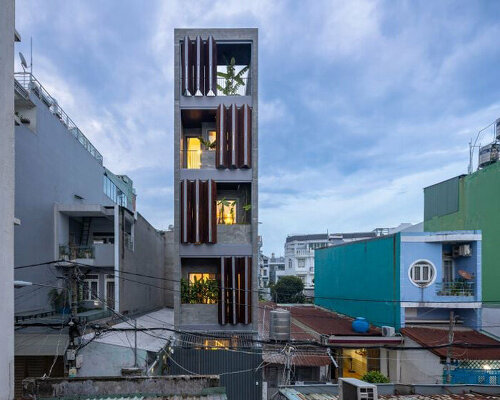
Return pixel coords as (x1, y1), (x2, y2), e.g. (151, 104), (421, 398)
(436, 281), (475, 297)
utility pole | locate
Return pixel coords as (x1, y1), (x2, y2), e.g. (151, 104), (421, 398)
(446, 311), (455, 384)
(284, 345), (294, 386)
(134, 318), (138, 368)
(64, 264), (82, 377)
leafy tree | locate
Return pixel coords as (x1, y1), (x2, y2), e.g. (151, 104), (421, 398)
(270, 276), (305, 303)
(217, 56), (249, 96)
(362, 370), (390, 383)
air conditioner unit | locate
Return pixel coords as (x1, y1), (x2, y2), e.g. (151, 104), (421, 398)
(381, 326), (396, 337)
(339, 378), (377, 400)
(453, 244), (472, 257)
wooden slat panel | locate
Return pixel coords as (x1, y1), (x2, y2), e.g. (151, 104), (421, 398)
(236, 257), (245, 324)
(194, 36), (204, 96)
(218, 257), (224, 324)
(216, 104), (228, 169)
(204, 35), (217, 96)
(238, 105), (252, 168)
(181, 36), (193, 96)
(228, 104), (239, 168)
(246, 256), (252, 324)
(198, 180), (208, 243)
(208, 179), (217, 243)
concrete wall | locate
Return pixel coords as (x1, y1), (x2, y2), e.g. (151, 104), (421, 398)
(119, 212), (166, 315)
(314, 235), (401, 329)
(14, 90), (112, 314)
(424, 164), (500, 303)
(400, 337), (444, 384)
(164, 230), (175, 308)
(218, 224), (251, 244)
(173, 29), (259, 333)
(23, 375), (223, 398)
(0, 0), (15, 397)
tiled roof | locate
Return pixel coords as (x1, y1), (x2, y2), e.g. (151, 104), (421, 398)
(263, 352), (332, 367)
(285, 305), (381, 336)
(286, 234), (329, 243)
(401, 327), (500, 360)
(279, 389), (500, 400)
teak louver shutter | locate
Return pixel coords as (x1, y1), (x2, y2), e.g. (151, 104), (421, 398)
(194, 36), (204, 97)
(238, 104), (252, 168)
(216, 104), (228, 169)
(204, 35), (217, 96)
(181, 36), (193, 97)
(180, 179), (216, 244)
(218, 256), (252, 325)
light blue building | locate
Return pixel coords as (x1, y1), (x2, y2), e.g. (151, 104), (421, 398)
(315, 231), (482, 330)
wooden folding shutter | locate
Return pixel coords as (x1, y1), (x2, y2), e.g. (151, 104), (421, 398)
(180, 179), (194, 243)
(194, 36), (204, 96)
(245, 256), (252, 324)
(181, 36), (193, 96)
(198, 180), (208, 242)
(216, 104), (228, 169)
(204, 35), (217, 96)
(218, 256), (252, 325)
(208, 179), (217, 243)
(237, 105), (252, 168)
(228, 104), (239, 168)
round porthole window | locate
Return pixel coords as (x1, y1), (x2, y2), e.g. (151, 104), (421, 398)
(409, 260), (436, 288)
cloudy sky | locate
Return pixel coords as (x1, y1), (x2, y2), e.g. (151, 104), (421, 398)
(15, 1), (500, 255)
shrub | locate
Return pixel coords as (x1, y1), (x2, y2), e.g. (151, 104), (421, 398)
(361, 370), (390, 383)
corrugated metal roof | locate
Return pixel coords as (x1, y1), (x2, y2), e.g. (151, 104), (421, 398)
(286, 234), (329, 243)
(279, 388), (500, 400)
(263, 352), (331, 367)
(402, 327), (500, 360)
(52, 396), (227, 400)
(15, 333), (69, 356)
(81, 308), (174, 352)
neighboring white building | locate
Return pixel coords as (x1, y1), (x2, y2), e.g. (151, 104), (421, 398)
(278, 224), (417, 293)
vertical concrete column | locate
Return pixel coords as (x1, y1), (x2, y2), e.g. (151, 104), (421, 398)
(0, 0), (15, 397)
(379, 348), (388, 377)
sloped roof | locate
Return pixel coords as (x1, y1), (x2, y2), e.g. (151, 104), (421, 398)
(401, 327), (500, 360)
(81, 308), (174, 352)
(286, 234), (329, 243)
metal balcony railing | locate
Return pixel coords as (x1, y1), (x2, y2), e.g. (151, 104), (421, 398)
(14, 72), (103, 164)
(59, 245), (95, 260)
(436, 281), (475, 296)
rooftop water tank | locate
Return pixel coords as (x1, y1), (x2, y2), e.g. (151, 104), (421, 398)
(269, 309), (291, 341)
(478, 143), (500, 168)
(496, 118), (500, 140)
(352, 317), (369, 333)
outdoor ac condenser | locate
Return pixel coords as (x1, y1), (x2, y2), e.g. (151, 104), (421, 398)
(339, 378), (377, 400)
(382, 326), (396, 337)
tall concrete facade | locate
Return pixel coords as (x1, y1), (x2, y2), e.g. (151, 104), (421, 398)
(0, 0), (16, 397)
(173, 28), (258, 333)
(172, 29), (262, 400)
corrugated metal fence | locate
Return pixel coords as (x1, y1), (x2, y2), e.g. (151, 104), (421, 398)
(169, 347), (263, 400)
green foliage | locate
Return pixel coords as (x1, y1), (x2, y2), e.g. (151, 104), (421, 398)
(48, 288), (69, 312)
(217, 56), (249, 96)
(361, 370), (390, 383)
(181, 277), (219, 304)
(270, 276), (305, 303)
(197, 136), (216, 150)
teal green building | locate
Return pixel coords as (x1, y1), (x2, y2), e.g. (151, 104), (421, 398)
(315, 231), (482, 331)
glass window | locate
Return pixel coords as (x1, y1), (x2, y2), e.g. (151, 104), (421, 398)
(217, 199), (236, 225)
(186, 137), (201, 169)
(208, 130), (216, 148)
(409, 260), (435, 287)
(189, 273), (215, 283)
(80, 274), (99, 301)
(443, 257), (454, 283)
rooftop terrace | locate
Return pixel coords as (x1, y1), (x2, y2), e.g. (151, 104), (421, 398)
(14, 72), (103, 164)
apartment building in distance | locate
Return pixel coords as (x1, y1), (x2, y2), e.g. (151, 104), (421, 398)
(171, 29), (261, 400)
(13, 70), (172, 396)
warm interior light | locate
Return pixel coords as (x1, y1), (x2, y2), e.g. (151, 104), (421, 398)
(186, 137), (201, 169)
(483, 364), (492, 370)
(217, 200), (236, 225)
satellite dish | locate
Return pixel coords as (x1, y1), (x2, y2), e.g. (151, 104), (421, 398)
(458, 269), (473, 280)
(19, 52), (28, 70)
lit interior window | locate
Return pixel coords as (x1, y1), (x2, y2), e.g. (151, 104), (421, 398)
(203, 338), (230, 349)
(208, 130), (216, 148)
(217, 200), (236, 225)
(189, 273), (215, 283)
(186, 137), (201, 169)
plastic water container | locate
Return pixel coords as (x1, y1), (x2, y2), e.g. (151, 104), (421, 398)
(352, 317), (369, 333)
